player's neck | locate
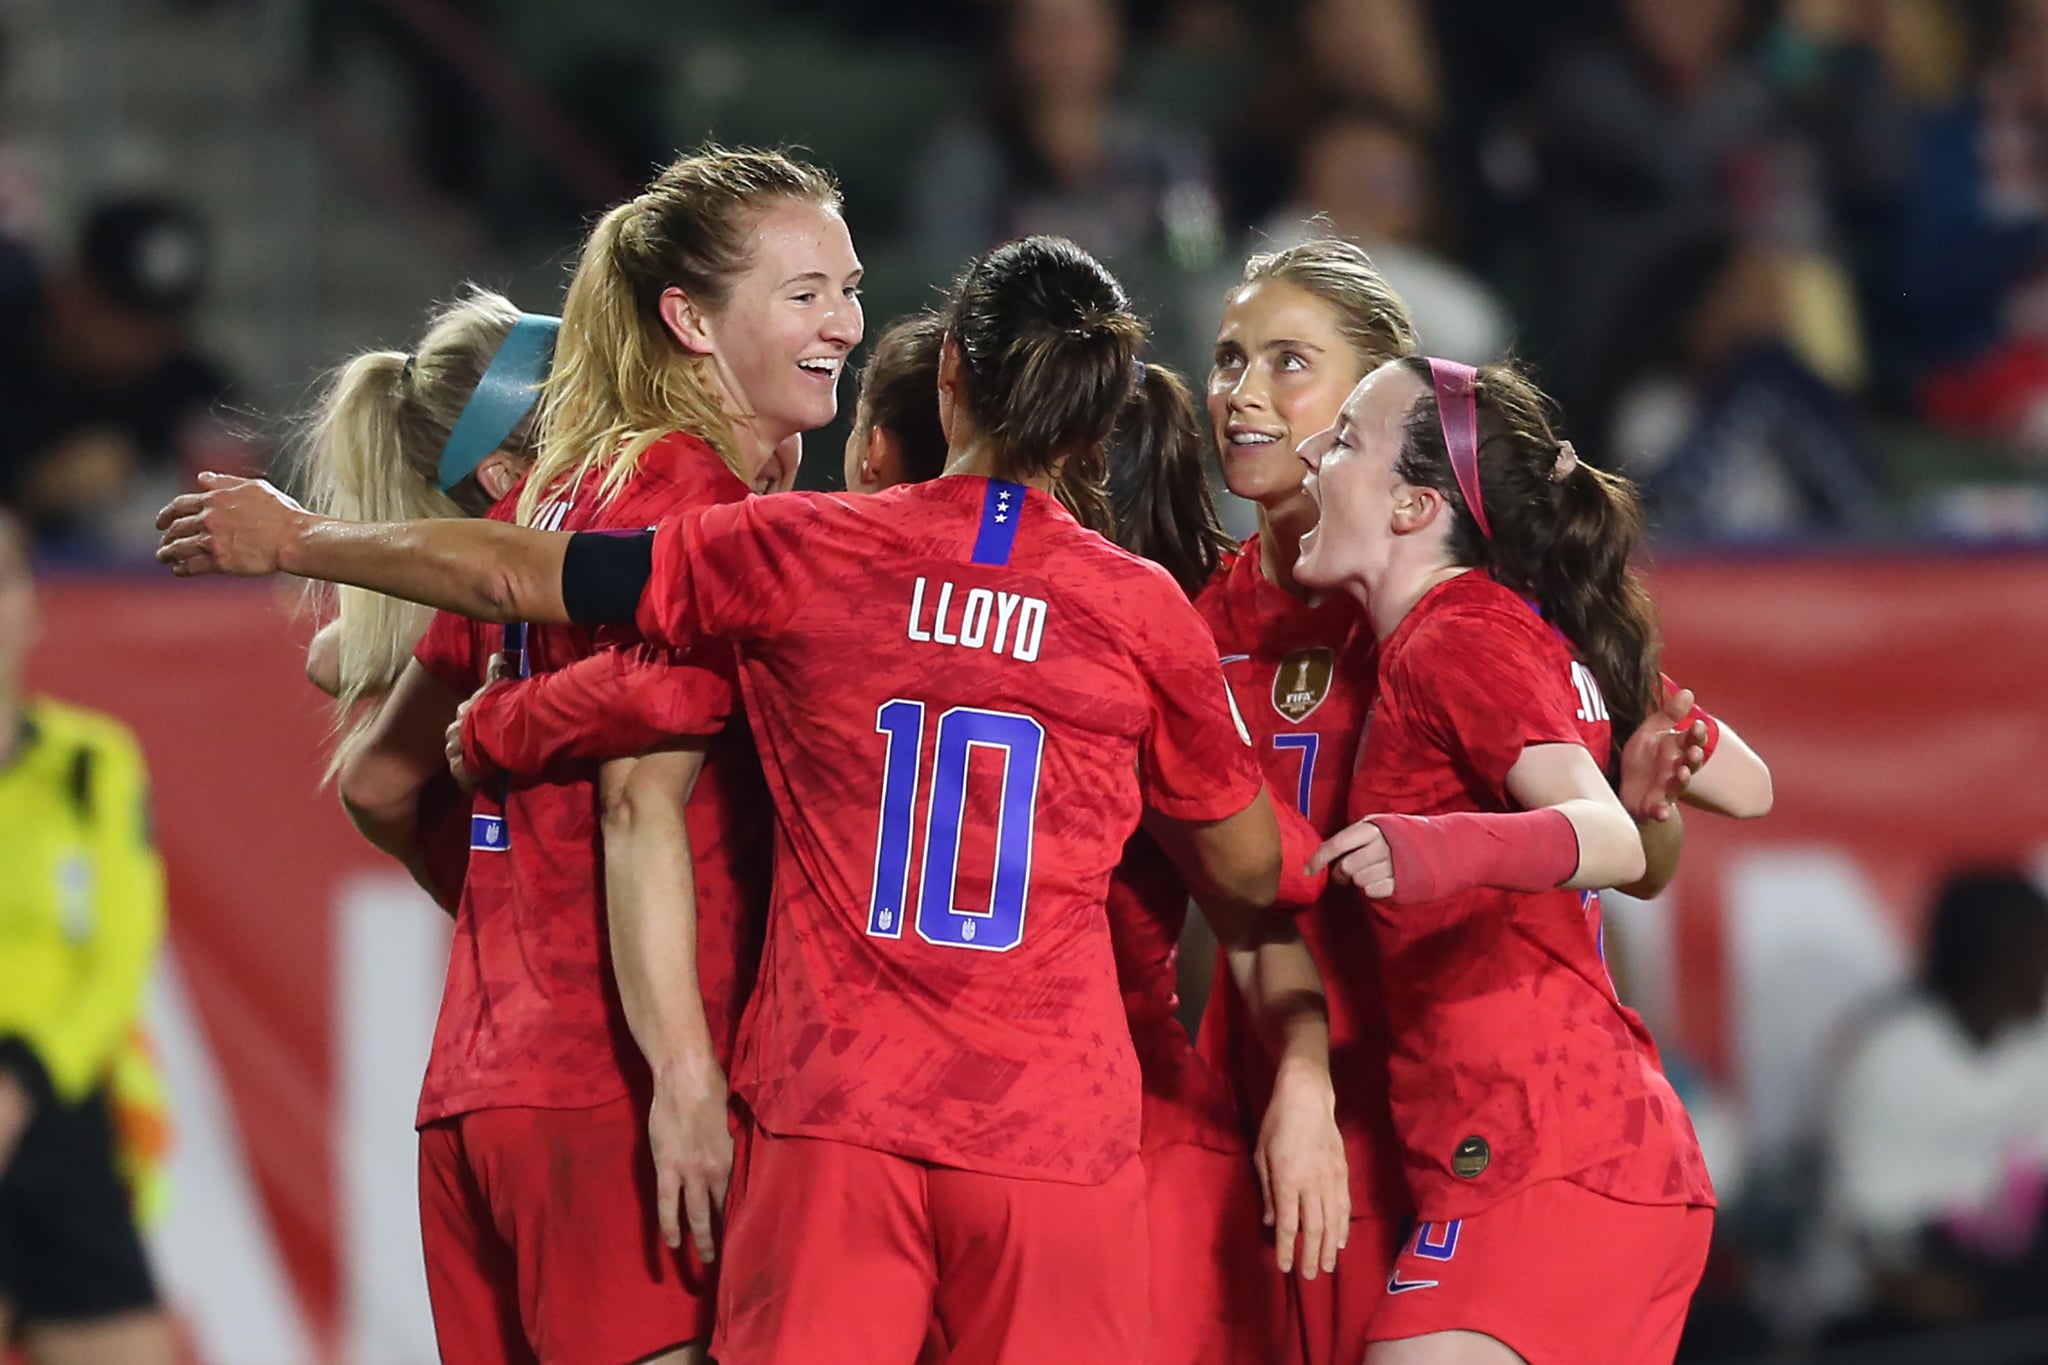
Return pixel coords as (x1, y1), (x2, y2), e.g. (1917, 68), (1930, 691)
(1366, 559), (1470, 642)
(1255, 496), (1319, 601)
(725, 418), (783, 494)
(941, 439), (1058, 496)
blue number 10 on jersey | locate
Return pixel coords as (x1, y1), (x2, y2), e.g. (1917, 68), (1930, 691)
(867, 699), (1046, 952)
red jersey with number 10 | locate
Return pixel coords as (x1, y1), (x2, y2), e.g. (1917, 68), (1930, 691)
(410, 433), (769, 1126)
(1349, 570), (1714, 1220)
(631, 476), (1267, 1184)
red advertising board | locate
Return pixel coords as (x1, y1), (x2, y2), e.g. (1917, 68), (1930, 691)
(26, 554), (2048, 1363)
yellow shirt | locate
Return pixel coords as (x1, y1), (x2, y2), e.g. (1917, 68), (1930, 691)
(0, 697), (165, 1104)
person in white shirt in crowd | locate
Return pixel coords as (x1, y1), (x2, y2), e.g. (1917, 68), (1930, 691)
(1814, 870), (2048, 1342)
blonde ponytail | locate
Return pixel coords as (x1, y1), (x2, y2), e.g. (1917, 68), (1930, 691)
(292, 286), (538, 779)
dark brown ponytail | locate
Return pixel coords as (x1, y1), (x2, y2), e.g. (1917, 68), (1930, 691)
(1104, 362), (1234, 598)
(1392, 357), (1661, 756)
(944, 235), (1144, 485)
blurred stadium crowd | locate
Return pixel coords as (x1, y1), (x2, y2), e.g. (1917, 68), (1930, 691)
(2, 3), (2046, 1364)
(6, 0), (2048, 553)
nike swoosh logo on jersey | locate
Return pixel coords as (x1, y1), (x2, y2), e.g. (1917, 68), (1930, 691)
(1218, 653), (1251, 665)
(1386, 1273), (1440, 1294)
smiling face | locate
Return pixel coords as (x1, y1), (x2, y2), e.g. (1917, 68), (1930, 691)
(704, 197), (865, 446)
(1293, 360), (1432, 591)
(1208, 278), (1371, 512)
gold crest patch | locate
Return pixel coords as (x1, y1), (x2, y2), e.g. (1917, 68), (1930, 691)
(1271, 647), (1335, 724)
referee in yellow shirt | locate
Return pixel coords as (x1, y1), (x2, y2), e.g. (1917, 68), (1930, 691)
(0, 508), (175, 1365)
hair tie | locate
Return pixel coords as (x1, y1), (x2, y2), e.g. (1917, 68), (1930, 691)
(1426, 357), (1491, 540)
(1130, 357), (1146, 391)
(437, 313), (561, 492)
(400, 354), (417, 385)
(1550, 440), (1579, 483)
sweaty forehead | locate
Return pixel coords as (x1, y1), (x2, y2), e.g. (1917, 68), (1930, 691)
(1218, 279), (1344, 347)
(747, 200), (858, 281)
(1342, 362), (1429, 434)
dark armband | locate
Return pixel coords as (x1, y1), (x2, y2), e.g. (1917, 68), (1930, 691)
(561, 529), (655, 624)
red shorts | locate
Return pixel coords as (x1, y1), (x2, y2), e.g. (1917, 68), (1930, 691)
(1368, 1180), (1712, 1365)
(1144, 1142), (1283, 1365)
(1289, 1213), (1405, 1365)
(714, 1130), (1148, 1365)
(416, 1096), (712, 1365)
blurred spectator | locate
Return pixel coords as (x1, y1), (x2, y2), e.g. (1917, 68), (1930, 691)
(906, 0), (1221, 274)
(1608, 233), (1885, 539)
(0, 195), (248, 556)
(1865, 0), (2048, 460)
(1258, 107), (1509, 364)
(1811, 870), (2048, 1342)
(1523, 0), (1885, 536)
(1216, 0), (1441, 229)
(1531, 0), (1801, 401)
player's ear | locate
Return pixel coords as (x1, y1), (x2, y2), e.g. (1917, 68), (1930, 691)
(865, 426), (906, 490)
(659, 287), (716, 356)
(475, 449), (525, 501)
(937, 335), (964, 442)
(1391, 483), (1441, 536)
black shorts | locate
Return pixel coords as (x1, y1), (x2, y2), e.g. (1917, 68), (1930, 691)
(0, 1080), (159, 1323)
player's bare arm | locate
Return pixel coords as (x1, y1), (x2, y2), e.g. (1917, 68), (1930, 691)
(1314, 742), (1645, 900)
(1222, 918), (1349, 1280)
(1682, 719), (1774, 819)
(598, 745), (731, 1265)
(1145, 787), (1284, 935)
(1505, 742), (1647, 889)
(304, 619), (344, 698)
(337, 660), (466, 914)
(156, 472), (574, 624)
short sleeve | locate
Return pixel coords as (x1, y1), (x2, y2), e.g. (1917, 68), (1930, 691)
(635, 498), (818, 651)
(1134, 588), (1264, 822)
(1399, 607), (1586, 801)
(413, 609), (478, 695)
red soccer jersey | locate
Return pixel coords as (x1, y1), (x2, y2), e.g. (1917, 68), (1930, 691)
(630, 475), (1267, 1184)
(409, 432), (770, 1126)
(1348, 570), (1715, 1220)
(1192, 537), (1410, 1224)
(1104, 833), (1244, 1155)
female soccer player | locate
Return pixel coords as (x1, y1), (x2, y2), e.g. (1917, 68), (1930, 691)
(157, 234), (1289, 1365)
(303, 146), (859, 1365)
(1298, 357), (1719, 1365)
(1096, 359), (1349, 1364)
(1196, 238), (1428, 1363)
(453, 321), (1349, 1363)
(293, 288), (551, 909)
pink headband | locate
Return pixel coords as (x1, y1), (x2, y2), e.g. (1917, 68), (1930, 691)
(1428, 357), (1491, 541)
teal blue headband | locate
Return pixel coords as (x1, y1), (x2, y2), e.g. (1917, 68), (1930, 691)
(437, 313), (561, 492)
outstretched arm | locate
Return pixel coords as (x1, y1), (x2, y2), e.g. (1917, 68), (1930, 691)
(157, 473), (575, 623)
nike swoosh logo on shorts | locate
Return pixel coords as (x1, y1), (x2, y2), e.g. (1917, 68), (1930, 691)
(1386, 1273), (1440, 1294)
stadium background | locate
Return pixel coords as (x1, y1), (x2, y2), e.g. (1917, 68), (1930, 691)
(8, 0), (2048, 1362)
